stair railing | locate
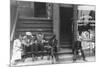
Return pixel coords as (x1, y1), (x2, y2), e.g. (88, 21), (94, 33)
(10, 6), (20, 60)
(10, 7), (19, 41)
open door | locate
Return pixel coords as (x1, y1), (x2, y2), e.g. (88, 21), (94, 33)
(59, 6), (73, 48)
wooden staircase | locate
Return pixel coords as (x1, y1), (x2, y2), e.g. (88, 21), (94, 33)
(14, 17), (53, 39)
(59, 34), (73, 54)
(13, 1), (53, 39)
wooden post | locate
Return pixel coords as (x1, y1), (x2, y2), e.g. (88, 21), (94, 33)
(73, 5), (78, 42)
(53, 4), (60, 50)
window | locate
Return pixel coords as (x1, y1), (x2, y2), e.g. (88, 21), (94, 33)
(17, 1), (52, 19)
(34, 2), (47, 17)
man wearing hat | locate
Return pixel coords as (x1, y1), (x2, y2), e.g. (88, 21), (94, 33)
(22, 32), (35, 58)
(23, 32), (34, 46)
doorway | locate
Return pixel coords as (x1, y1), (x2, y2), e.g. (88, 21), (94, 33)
(59, 6), (73, 47)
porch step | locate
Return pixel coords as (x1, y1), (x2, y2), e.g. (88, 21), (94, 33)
(60, 42), (72, 48)
(18, 19), (53, 24)
(57, 48), (73, 55)
(60, 45), (72, 48)
(17, 23), (53, 28)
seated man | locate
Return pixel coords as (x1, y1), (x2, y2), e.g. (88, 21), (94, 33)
(35, 33), (48, 59)
(47, 34), (58, 62)
(22, 32), (34, 46)
(22, 32), (34, 58)
(35, 33), (46, 51)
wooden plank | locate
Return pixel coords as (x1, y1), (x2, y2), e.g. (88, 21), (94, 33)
(18, 16), (52, 21)
(16, 28), (53, 32)
(17, 24), (53, 28)
(18, 19), (53, 24)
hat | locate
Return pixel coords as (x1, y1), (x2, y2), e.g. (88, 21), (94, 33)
(26, 32), (32, 35)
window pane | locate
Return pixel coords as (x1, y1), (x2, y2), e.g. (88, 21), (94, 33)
(34, 2), (47, 17)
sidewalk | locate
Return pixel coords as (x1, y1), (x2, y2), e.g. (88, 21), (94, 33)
(58, 55), (95, 64)
(11, 55), (95, 67)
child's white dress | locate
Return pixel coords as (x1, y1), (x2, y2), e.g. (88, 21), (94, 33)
(11, 39), (22, 64)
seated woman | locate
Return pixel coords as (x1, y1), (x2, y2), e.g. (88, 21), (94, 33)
(11, 34), (23, 65)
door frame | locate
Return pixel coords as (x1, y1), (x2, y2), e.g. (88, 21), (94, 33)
(59, 5), (74, 44)
(59, 4), (75, 47)
(53, 4), (78, 49)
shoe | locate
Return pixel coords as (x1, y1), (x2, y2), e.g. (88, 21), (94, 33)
(83, 59), (87, 62)
(73, 59), (76, 63)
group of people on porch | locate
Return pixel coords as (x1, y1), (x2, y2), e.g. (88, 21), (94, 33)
(11, 29), (95, 64)
(11, 32), (56, 64)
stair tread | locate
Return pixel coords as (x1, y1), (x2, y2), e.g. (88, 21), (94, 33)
(16, 27), (53, 29)
(58, 49), (73, 54)
(19, 16), (53, 21)
(18, 20), (53, 24)
(15, 32), (53, 35)
(17, 24), (53, 28)
(16, 31), (53, 34)
(59, 49), (72, 52)
(16, 28), (53, 32)
(61, 42), (72, 44)
(60, 45), (72, 47)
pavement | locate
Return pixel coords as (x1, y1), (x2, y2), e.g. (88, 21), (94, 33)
(11, 54), (95, 67)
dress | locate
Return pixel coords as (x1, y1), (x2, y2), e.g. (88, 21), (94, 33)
(11, 39), (22, 63)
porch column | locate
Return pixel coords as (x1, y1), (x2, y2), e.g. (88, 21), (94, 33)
(73, 5), (78, 42)
(53, 4), (60, 50)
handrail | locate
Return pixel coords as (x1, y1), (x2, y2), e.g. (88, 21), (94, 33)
(10, 7), (19, 41)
